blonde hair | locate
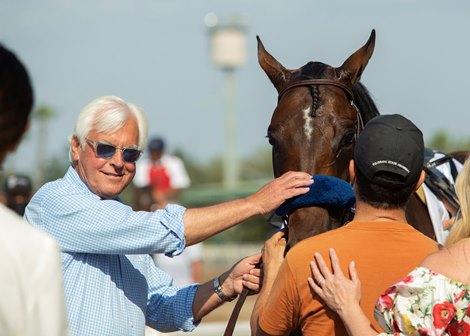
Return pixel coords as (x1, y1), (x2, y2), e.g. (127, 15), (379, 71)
(445, 158), (470, 247)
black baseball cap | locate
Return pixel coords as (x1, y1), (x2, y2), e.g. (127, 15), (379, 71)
(148, 137), (165, 152)
(4, 174), (32, 196)
(354, 114), (424, 187)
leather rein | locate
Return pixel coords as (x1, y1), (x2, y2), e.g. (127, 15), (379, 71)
(223, 79), (362, 336)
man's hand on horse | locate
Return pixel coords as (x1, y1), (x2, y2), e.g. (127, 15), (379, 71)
(247, 171), (312, 215)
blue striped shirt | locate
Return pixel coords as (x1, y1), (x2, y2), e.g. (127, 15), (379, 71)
(25, 167), (199, 335)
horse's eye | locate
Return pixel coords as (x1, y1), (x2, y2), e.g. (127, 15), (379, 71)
(341, 130), (355, 146)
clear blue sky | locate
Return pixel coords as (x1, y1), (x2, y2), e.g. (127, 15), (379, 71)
(1, 0), (469, 175)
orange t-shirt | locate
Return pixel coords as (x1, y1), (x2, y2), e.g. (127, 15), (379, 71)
(259, 221), (438, 335)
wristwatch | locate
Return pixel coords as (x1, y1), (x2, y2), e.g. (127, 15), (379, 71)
(213, 277), (237, 302)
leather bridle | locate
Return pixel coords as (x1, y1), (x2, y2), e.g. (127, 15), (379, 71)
(278, 78), (355, 102)
(278, 78), (363, 137)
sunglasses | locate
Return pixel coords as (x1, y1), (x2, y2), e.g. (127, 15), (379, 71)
(86, 138), (142, 163)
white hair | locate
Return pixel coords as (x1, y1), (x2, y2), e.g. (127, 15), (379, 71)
(69, 96), (148, 163)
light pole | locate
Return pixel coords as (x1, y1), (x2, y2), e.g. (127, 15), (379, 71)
(205, 13), (247, 189)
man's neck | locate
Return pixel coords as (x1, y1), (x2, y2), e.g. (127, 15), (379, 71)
(353, 201), (408, 223)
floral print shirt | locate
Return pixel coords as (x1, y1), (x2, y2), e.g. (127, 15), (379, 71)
(374, 267), (470, 335)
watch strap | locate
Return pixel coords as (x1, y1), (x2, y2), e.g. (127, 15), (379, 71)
(213, 277), (237, 302)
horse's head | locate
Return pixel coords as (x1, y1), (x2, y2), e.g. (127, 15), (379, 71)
(258, 30), (379, 248)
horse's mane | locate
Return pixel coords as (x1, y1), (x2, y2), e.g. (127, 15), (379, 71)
(352, 82), (380, 124)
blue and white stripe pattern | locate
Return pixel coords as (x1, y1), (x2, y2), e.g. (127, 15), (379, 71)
(25, 167), (199, 335)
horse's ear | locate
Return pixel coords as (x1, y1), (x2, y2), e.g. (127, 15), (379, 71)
(338, 29), (376, 85)
(257, 36), (291, 92)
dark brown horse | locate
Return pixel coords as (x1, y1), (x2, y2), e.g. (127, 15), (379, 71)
(257, 30), (464, 249)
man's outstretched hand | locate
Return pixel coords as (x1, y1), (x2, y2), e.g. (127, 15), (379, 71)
(247, 171), (312, 215)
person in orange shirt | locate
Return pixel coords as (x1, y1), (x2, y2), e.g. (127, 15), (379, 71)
(251, 114), (439, 335)
(309, 157), (470, 336)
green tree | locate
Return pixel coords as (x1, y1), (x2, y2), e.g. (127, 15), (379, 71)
(43, 145), (70, 183)
(173, 148), (223, 185)
(239, 147), (273, 181)
(427, 130), (470, 154)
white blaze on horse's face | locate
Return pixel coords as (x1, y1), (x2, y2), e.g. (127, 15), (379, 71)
(302, 106), (314, 141)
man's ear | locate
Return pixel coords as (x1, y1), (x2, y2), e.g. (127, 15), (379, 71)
(349, 160), (356, 185)
(415, 170), (426, 191)
(70, 136), (82, 163)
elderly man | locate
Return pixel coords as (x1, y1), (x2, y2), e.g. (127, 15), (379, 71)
(25, 95), (312, 335)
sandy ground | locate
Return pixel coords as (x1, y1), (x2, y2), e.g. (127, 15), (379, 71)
(145, 296), (256, 336)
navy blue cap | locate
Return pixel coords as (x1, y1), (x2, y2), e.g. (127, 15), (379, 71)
(148, 137), (165, 152)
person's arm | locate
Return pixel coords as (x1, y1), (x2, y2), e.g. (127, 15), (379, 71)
(184, 171), (312, 245)
(251, 230), (287, 336)
(191, 252), (262, 321)
(308, 248), (378, 336)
